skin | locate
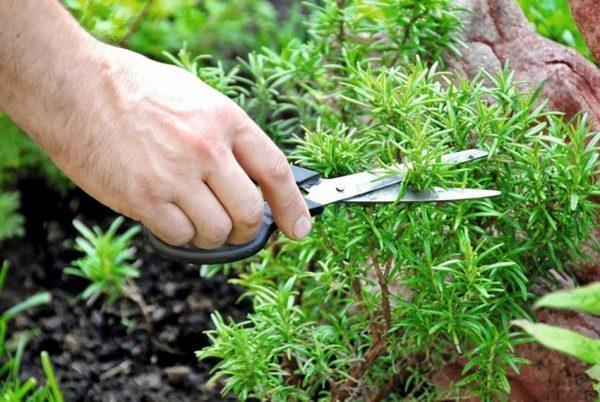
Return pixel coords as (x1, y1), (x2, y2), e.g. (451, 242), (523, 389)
(0, 0), (312, 248)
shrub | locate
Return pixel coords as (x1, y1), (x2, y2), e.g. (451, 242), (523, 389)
(65, 217), (141, 304)
(185, 0), (599, 400)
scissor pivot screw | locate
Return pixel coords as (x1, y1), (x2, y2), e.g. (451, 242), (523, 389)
(336, 186), (345, 192)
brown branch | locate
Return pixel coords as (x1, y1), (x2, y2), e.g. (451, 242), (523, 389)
(369, 373), (401, 402)
(372, 252), (392, 331)
(332, 251), (397, 400)
(350, 338), (388, 380)
(351, 277), (381, 344)
(336, 0), (346, 49)
(335, 0), (349, 125)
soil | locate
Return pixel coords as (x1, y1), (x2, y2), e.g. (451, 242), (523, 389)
(0, 177), (251, 402)
(507, 309), (600, 402)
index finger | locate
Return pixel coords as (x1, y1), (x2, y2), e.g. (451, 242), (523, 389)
(232, 120), (312, 240)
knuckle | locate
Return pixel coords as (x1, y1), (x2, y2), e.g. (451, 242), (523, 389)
(190, 135), (230, 168)
(215, 98), (244, 123)
(235, 201), (264, 230)
(190, 136), (216, 159)
(163, 227), (194, 247)
(203, 215), (233, 246)
(127, 177), (155, 203)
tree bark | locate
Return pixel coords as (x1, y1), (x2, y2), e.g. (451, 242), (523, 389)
(569, 0), (600, 64)
(446, 0), (600, 130)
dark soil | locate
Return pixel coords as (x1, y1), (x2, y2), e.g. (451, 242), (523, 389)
(0, 177), (251, 401)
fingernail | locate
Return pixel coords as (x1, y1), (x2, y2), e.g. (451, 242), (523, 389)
(293, 215), (312, 239)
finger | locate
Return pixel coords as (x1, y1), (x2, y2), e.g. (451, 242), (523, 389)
(232, 120), (311, 240)
(205, 154), (264, 245)
(175, 182), (233, 249)
(141, 202), (195, 246)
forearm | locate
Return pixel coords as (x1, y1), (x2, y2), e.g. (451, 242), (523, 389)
(0, 1), (311, 247)
(0, 0), (100, 157)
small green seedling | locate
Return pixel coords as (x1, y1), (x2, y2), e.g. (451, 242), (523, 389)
(65, 217), (140, 304)
(514, 282), (600, 396)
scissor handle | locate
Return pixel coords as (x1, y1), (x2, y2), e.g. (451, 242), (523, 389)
(144, 165), (323, 265)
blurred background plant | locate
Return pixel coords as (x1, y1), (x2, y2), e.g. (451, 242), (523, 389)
(0, 261), (63, 401)
(517, 0), (594, 61)
(63, 0), (304, 60)
(514, 282), (600, 396)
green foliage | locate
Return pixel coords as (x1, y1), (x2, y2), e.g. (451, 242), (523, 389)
(0, 114), (71, 245)
(514, 320), (600, 364)
(0, 115), (69, 193)
(64, 0), (285, 60)
(187, 0), (599, 400)
(0, 262), (62, 402)
(518, 0), (594, 61)
(514, 282), (600, 397)
(65, 217), (141, 303)
(0, 193), (24, 243)
(535, 281), (600, 314)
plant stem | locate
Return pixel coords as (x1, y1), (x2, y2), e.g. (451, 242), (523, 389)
(372, 252), (392, 331)
(351, 277), (380, 343)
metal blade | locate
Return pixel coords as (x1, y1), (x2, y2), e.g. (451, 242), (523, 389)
(303, 149), (489, 206)
(343, 186), (501, 204)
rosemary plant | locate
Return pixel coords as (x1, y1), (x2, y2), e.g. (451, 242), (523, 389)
(182, 0), (599, 400)
(65, 217), (141, 304)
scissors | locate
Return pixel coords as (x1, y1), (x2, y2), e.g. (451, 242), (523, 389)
(144, 149), (500, 265)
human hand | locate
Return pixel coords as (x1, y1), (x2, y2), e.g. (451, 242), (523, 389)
(0, 2), (311, 248)
(60, 44), (312, 248)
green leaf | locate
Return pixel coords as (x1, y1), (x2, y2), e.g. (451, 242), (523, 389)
(1, 292), (51, 323)
(513, 320), (600, 364)
(535, 282), (600, 315)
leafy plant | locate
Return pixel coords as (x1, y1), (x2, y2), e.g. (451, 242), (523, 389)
(518, 0), (594, 61)
(514, 282), (600, 396)
(181, 0), (600, 400)
(0, 261), (63, 401)
(64, 0), (286, 60)
(65, 217), (141, 304)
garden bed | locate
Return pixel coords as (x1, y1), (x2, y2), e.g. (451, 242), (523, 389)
(0, 0), (598, 400)
(0, 177), (249, 401)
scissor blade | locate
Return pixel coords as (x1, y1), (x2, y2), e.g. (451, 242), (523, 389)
(343, 186), (501, 204)
(302, 149), (489, 206)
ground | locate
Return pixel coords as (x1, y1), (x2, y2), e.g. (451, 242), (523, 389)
(0, 177), (250, 401)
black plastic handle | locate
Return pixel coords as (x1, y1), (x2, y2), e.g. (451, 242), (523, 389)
(144, 204), (277, 264)
(144, 200), (323, 264)
(144, 164), (323, 265)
